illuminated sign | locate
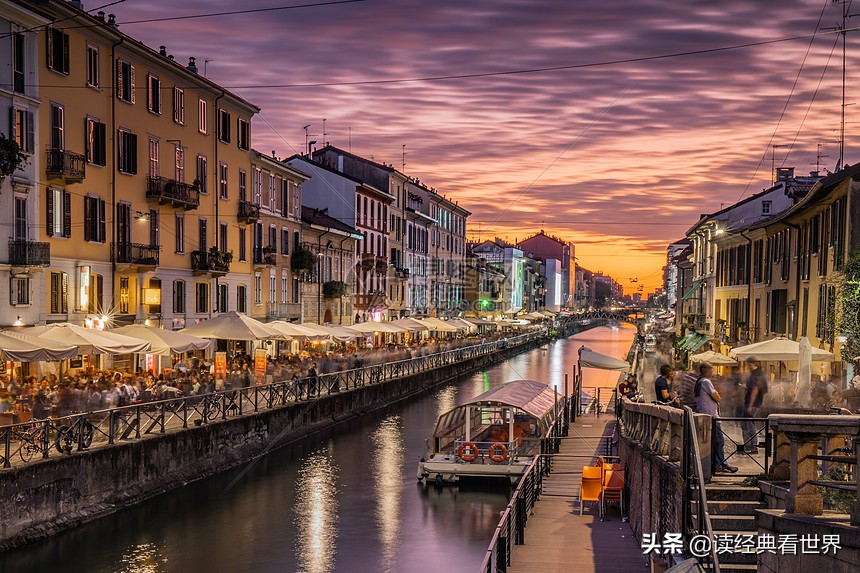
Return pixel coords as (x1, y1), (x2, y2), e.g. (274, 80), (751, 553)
(79, 266), (90, 311)
(143, 288), (161, 305)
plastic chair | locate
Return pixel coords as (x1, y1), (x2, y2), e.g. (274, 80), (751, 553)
(579, 465), (602, 515)
(601, 468), (625, 518)
(596, 456), (621, 487)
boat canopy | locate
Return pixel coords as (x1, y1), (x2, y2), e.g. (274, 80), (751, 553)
(434, 380), (558, 437)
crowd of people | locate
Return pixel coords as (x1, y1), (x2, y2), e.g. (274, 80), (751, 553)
(0, 332), (520, 421)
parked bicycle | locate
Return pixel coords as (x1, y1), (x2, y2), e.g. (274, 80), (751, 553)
(55, 417), (95, 454)
(18, 422), (46, 462)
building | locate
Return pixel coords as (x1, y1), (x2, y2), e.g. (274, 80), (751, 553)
(248, 150), (308, 323)
(32, 2), (259, 336)
(470, 238), (524, 315)
(1, 0), (49, 328)
(464, 248), (506, 317)
(518, 230), (575, 309)
(664, 239), (690, 314)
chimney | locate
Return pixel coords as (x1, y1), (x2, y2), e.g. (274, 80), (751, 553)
(97, 11), (105, 22)
(159, 46), (167, 57)
(107, 14), (118, 28)
(187, 57), (198, 74)
(167, 55), (174, 61)
(776, 167), (795, 182)
(70, 1), (83, 10)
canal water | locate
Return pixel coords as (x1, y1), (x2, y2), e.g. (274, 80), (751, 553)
(1, 324), (635, 573)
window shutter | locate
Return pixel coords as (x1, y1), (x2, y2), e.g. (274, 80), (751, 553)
(84, 197), (92, 241)
(99, 199), (106, 242)
(63, 191), (71, 238)
(129, 65), (136, 104)
(46, 189), (54, 237)
(9, 278), (14, 306)
(61, 272), (68, 314)
(8, 107), (14, 142)
(46, 28), (53, 69)
(62, 33), (70, 73)
(116, 60), (123, 99)
(130, 133), (138, 174)
(26, 112), (34, 152)
(147, 76), (152, 110)
(97, 121), (106, 165)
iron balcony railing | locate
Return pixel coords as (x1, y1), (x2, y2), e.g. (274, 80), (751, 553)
(253, 249), (277, 266)
(45, 148), (86, 181)
(266, 302), (301, 319)
(238, 201), (260, 223)
(8, 239), (50, 267)
(191, 250), (231, 274)
(112, 242), (160, 267)
(146, 176), (200, 210)
(0, 329), (550, 469)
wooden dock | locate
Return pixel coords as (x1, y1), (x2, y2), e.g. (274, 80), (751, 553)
(508, 414), (647, 573)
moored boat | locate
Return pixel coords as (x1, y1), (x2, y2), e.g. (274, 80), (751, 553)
(417, 379), (563, 485)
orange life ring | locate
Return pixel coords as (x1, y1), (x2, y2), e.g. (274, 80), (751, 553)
(488, 443), (508, 463)
(458, 441), (478, 462)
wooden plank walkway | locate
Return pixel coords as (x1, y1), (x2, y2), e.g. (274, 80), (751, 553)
(508, 414), (647, 573)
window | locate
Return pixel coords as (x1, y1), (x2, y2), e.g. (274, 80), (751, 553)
(49, 271), (68, 314)
(117, 129), (138, 174)
(86, 44), (99, 88)
(173, 280), (186, 313)
(254, 273), (262, 304)
(118, 277), (129, 313)
(84, 196), (106, 242)
(147, 75), (162, 114)
(269, 274), (276, 305)
(281, 275), (288, 303)
(217, 284), (228, 313)
(14, 197), (27, 240)
(198, 218), (208, 251)
(268, 225), (277, 250)
(219, 162), (228, 198)
(50, 103), (64, 150)
(46, 27), (70, 74)
(149, 209), (160, 247)
(88, 274), (103, 314)
(196, 155), (208, 193)
(173, 87), (185, 124)
(762, 201), (772, 216)
(10, 276), (30, 306)
(174, 146), (185, 182)
(218, 109), (231, 142)
(281, 228), (289, 255)
(198, 98), (207, 133)
(220, 222), (228, 252)
(237, 118), (250, 150)
(237, 285), (247, 313)
(12, 32), (25, 93)
(281, 179), (289, 214)
(175, 214), (185, 253)
(12, 109), (34, 153)
(116, 59), (135, 103)
(238, 228), (246, 261)
(86, 118), (107, 166)
(46, 187), (71, 238)
(253, 168), (262, 205)
(239, 169), (247, 202)
(148, 137), (159, 177)
(195, 283), (209, 313)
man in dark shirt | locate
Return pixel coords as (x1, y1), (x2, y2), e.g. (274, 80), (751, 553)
(654, 364), (674, 404)
(742, 357), (768, 453)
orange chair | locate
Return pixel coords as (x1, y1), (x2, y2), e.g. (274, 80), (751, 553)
(601, 468), (625, 518)
(579, 465), (603, 515)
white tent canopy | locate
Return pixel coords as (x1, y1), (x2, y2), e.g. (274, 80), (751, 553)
(0, 330), (79, 362)
(180, 312), (280, 341)
(349, 320), (406, 334)
(322, 325), (361, 341)
(268, 321), (323, 339)
(690, 350), (738, 366)
(391, 318), (429, 332)
(729, 337), (835, 362)
(111, 325), (212, 356)
(417, 317), (460, 332)
(578, 347), (630, 372)
(24, 323), (151, 355)
(447, 318), (476, 332)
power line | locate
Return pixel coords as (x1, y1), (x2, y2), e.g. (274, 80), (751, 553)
(0, 0), (127, 41)
(116, 0), (366, 26)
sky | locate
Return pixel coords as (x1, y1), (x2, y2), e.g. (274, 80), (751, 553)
(107, 0), (858, 294)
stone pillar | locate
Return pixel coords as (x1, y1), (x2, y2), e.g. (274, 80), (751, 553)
(785, 431), (823, 516)
(854, 436), (860, 526)
(771, 431), (790, 480)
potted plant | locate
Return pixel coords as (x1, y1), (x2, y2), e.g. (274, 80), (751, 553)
(0, 134), (26, 181)
(322, 280), (348, 298)
(291, 246), (316, 275)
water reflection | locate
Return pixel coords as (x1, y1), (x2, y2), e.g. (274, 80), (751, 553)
(115, 543), (168, 573)
(370, 415), (405, 572)
(293, 448), (339, 573)
(435, 385), (456, 419)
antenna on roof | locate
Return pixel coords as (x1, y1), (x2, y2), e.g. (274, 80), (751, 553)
(402, 144), (407, 173)
(322, 118), (327, 146)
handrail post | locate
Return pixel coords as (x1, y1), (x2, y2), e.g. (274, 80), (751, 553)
(109, 411), (116, 444)
(3, 428), (10, 468)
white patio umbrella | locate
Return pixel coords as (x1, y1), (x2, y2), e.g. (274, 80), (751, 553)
(180, 312), (280, 341)
(391, 317), (429, 332)
(417, 317), (460, 332)
(577, 347), (630, 372)
(299, 322), (340, 337)
(0, 330), (78, 362)
(349, 320), (406, 334)
(690, 350), (738, 366)
(111, 325), (212, 356)
(729, 337), (834, 362)
(25, 323), (151, 355)
(447, 318), (476, 332)
(268, 321), (322, 338)
(323, 325), (360, 341)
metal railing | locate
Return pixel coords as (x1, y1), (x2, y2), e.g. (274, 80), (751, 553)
(7, 239), (50, 267)
(45, 148), (86, 181)
(237, 201), (260, 222)
(266, 302), (301, 320)
(191, 250), (231, 274)
(681, 406), (720, 573)
(146, 176), (200, 209)
(713, 416), (771, 475)
(112, 242), (160, 267)
(1, 330), (548, 469)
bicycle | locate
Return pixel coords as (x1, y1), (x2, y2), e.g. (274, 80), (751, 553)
(55, 417), (95, 454)
(18, 422), (46, 462)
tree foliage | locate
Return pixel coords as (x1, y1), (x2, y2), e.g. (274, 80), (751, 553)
(0, 134), (26, 179)
(837, 248), (860, 359)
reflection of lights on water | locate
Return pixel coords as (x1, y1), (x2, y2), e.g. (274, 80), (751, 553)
(116, 543), (168, 573)
(294, 449), (339, 573)
(371, 416), (404, 572)
(435, 386), (456, 419)
(482, 371), (490, 392)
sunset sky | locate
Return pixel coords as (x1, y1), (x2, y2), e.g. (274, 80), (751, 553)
(111, 0), (857, 294)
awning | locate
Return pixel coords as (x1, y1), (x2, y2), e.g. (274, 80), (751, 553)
(0, 330), (79, 362)
(180, 312), (281, 341)
(111, 325), (211, 356)
(24, 323), (152, 355)
(680, 280), (704, 301)
(678, 333), (708, 352)
(578, 347), (630, 371)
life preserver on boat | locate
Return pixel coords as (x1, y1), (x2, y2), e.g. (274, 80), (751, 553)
(458, 441), (478, 462)
(488, 443), (508, 463)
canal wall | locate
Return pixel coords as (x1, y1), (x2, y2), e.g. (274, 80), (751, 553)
(0, 329), (576, 551)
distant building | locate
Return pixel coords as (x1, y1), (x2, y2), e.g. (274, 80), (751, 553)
(518, 230), (574, 308)
(470, 238), (524, 314)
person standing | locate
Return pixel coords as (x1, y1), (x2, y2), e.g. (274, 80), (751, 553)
(308, 363), (320, 398)
(654, 364), (675, 405)
(741, 357), (768, 454)
(696, 362), (737, 473)
(678, 366), (698, 410)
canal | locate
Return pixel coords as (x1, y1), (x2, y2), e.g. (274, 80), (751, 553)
(1, 324), (635, 573)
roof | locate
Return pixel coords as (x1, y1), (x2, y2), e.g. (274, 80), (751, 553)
(286, 155), (365, 185)
(457, 379), (558, 419)
(301, 206), (359, 236)
(314, 144), (396, 173)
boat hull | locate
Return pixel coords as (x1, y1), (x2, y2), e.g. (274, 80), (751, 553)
(418, 455), (532, 484)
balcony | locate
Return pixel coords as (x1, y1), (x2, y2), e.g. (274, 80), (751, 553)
(146, 176), (200, 210)
(191, 249), (232, 275)
(8, 239), (50, 267)
(359, 254), (388, 275)
(45, 149), (86, 183)
(394, 267), (410, 279)
(267, 302), (301, 320)
(238, 201), (260, 223)
(112, 242), (160, 269)
(253, 248), (277, 267)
